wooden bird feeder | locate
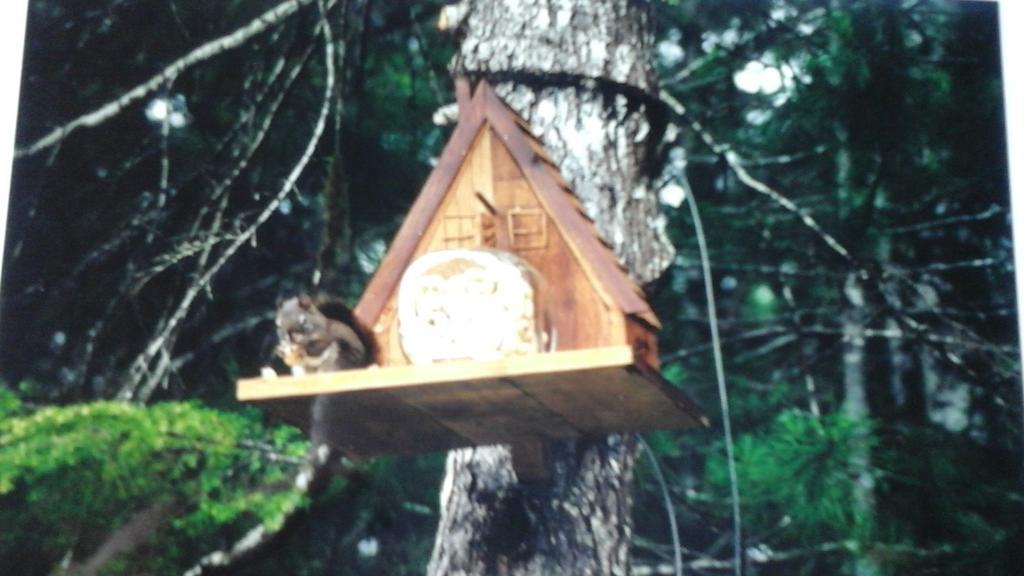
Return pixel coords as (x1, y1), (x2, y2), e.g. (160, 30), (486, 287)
(238, 80), (706, 481)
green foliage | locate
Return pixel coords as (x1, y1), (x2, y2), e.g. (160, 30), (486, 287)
(647, 1), (1020, 572)
(0, 387), (19, 418)
(871, 426), (1017, 574)
(644, 431), (686, 459)
(707, 410), (876, 542)
(0, 389), (310, 574)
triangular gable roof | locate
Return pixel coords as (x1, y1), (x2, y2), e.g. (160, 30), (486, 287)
(354, 80), (660, 330)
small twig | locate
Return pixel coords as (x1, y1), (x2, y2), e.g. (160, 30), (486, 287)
(633, 541), (853, 574)
(169, 312), (275, 372)
(237, 439), (306, 466)
(168, 0), (193, 41)
(732, 334), (799, 363)
(674, 260), (845, 279)
(805, 325), (1019, 355)
(662, 326), (789, 363)
(886, 205), (1003, 234)
(911, 257), (1002, 273)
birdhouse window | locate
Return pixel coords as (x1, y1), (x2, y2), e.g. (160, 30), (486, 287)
(507, 207), (547, 251)
(442, 214), (495, 248)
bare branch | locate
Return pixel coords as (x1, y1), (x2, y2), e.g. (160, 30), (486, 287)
(737, 146), (830, 168)
(911, 257), (1002, 273)
(121, 7), (337, 403)
(71, 501), (180, 576)
(168, 312), (274, 372)
(662, 327), (789, 363)
(685, 146), (828, 167)
(887, 205), (1004, 234)
(237, 439), (306, 466)
(674, 260), (846, 278)
(803, 325), (1019, 353)
(140, 33), (320, 297)
(634, 541), (852, 574)
(660, 90), (854, 264)
(634, 540), (956, 574)
(664, 321), (1018, 366)
(16, 0), (318, 159)
(732, 334), (799, 363)
(181, 445), (334, 576)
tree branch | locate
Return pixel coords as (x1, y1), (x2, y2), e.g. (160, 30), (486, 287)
(634, 540), (957, 574)
(886, 205), (1004, 234)
(120, 3), (337, 403)
(132, 34), (319, 298)
(168, 311), (275, 372)
(16, 0), (318, 159)
(660, 90), (854, 264)
(181, 445), (334, 576)
(69, 501), (180, 576)
(634, 541), (852, 574)
(911, 257), (1002, 273)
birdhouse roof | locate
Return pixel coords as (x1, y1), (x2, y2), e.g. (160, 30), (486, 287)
(354, 79), (660, 330)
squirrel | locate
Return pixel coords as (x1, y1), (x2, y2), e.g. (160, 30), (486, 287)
(270, 293), (376, 375)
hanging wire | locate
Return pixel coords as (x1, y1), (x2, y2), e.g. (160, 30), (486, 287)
(640, 436), (684, 576)
(684, 181), (743, 576)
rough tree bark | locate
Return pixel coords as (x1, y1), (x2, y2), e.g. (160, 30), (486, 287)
(427, 1), (674, 574)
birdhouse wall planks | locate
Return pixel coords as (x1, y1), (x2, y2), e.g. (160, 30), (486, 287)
(238, 80), (706, 476)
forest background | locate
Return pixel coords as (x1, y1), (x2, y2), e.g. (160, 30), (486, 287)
(0, 0), (1021, 574)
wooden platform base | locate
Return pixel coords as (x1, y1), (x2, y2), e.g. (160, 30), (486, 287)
(237, 346), (707, 460)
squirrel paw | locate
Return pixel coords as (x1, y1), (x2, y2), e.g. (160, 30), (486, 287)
(259, 366), (279, 379)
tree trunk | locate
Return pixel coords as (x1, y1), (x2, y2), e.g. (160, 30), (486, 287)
(427, 1), (674, 574)
(841, 274), (880, 576)
(829, 95), (875, 574)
